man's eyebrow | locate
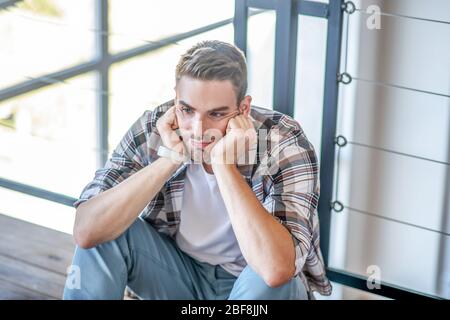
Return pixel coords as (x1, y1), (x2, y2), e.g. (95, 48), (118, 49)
(179, 100), (195, 110)
(209, 106), (231, 112)
(178, 100), (231, 112)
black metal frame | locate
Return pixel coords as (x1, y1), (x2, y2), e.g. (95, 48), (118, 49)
(0, 0), (21, 9)
(233, 0), (443, 300)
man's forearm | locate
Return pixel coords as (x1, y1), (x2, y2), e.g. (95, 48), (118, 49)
(213, 164), (296, 287)
(74, 157), (180, 248)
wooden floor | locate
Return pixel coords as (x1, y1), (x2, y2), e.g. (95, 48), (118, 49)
(0, 213), (75, 299)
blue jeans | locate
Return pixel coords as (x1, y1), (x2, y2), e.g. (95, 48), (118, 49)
(63, 217), (308, 300)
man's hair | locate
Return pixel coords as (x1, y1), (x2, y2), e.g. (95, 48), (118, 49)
(175, 40), (247, 103)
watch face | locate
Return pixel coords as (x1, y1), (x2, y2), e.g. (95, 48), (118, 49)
(158, 146), (189, 164)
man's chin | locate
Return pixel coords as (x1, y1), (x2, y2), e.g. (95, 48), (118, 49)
(187, 145), (213, 164)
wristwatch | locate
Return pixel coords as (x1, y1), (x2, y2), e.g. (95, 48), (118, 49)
(157, 145), (191, 165)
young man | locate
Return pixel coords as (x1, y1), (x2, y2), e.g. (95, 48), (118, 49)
(63, 40), (331, 300)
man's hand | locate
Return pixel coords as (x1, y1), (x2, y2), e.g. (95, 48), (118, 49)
(206, 114), (257, 166)
(156, 106), (185, 155)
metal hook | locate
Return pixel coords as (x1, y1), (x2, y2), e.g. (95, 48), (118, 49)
(331, 201), (344, 213)
(337, 72), (352, 85)
(342, 1), (356, 14)
(335, 135), (348, 147)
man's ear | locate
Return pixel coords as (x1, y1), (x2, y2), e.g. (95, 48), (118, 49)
(239, 95), (252, 116)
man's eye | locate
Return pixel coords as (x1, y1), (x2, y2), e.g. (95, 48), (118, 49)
(210, 112), (224, 118)
(181, 106), (193, 113)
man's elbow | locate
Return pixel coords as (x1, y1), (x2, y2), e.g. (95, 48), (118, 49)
(262, 266), (296, 288)
(73, 229), (96, 249)
(73, 224), (97, 249)
(73, 208), (96, 249)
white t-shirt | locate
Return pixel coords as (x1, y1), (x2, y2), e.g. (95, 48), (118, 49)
(175, 164), (247, 276)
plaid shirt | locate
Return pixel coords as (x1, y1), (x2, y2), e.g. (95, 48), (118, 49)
(74, 100), (332, 297)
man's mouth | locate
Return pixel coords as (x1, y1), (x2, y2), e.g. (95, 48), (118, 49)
(190, 139), (213, 149)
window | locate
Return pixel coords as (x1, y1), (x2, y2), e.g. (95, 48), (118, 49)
(109, 0), (234, 53)
(0, 0), (95, 89)
(0, 73), (97, 198)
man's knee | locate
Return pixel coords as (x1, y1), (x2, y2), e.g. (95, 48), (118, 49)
(63, 219), (148, 300)
(228, 266), (308, 300)
(63, 243), (128, 300)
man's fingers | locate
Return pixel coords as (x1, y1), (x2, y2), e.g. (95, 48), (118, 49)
(161, 106), (178, 130)
(171, 110), (179, 130)
(228, 116), (245, 129)
(166, 105), (176, 118)
(245, 116), (253, 130)
(234, 115), (246, 129)
(230, 114), (252, 130)
(227, 118), (238, 131)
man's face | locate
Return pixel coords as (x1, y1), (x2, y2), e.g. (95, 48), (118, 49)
(174, 76), (251, 160)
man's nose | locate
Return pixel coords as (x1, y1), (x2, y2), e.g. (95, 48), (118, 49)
(192, 117), (206, 138)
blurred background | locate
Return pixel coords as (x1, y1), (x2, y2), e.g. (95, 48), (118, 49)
(0, 0), (448, 300)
